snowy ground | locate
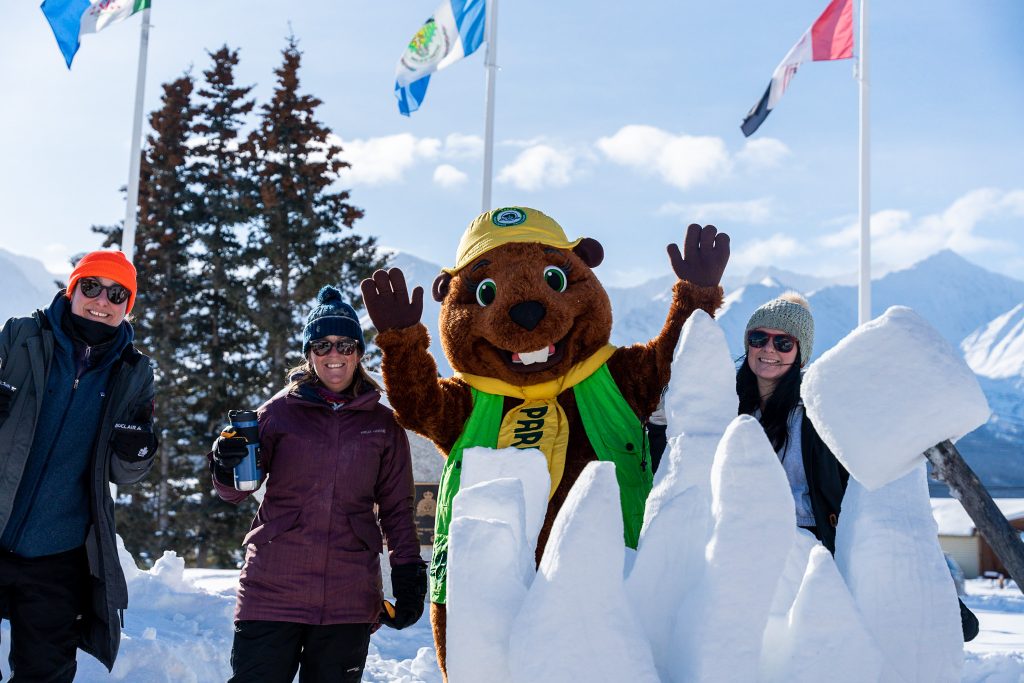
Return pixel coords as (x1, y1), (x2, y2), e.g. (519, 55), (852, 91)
(0, 560), (1020, 681)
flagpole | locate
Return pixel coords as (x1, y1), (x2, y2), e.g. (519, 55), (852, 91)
(481, 0), (499, 213)
(122, 7), (151, 263)
(857, 0), (870, 325)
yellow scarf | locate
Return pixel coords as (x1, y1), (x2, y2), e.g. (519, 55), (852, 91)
(455, 344), (616, 496)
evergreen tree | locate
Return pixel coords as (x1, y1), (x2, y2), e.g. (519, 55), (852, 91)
(245, 37), (384, 389)
(186, 46), (261, 567)
(111, 74), (203, 566)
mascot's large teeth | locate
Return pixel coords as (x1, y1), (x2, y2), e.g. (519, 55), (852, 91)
(513, 344), (556, 365)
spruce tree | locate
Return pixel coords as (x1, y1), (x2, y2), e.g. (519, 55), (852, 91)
(245, 37), (384, 389)
(186, 46), (261, 567)
(112, 74), (203, 566)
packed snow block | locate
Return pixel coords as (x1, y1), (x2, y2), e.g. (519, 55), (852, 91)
(509, 462), (660, 683)
(670, 416), (795, 683)
(625, 485), (710, 678)
(665, 309), (738, 440)
(448, 491), (530, 683)
(451, 477), (534, 588)
(760, 529), (819, 667)
(460, 446), (551, 551)
(835, 465), (963, 683)
(762, 545), (883, 683)
(802, 306), (990, 490)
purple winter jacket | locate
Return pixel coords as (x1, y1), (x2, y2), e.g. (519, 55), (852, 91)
(212, 383), (423, 624)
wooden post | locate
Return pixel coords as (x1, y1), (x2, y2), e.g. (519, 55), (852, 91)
(925, 439), (1024, 593)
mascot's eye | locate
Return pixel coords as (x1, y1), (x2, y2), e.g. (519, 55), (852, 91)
(544, 266), (568, 293)
(475, 278), (497, 306)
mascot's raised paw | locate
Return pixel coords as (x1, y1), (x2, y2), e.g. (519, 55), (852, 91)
(667, 224), (730, 288)
(360, 268), (424, 332)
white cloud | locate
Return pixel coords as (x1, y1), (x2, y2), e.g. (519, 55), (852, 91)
(433, 164), (468, 189)
(817, 188), (1022, 268)
(497, 144), (576, 191)
(442, 133), (484, 159)
(735, 137), (791, 170)
(332, 133), (441, 185)
(730, 234), (807, 272)
(596, 125), (732, 190)
(658, 198), (775, 225)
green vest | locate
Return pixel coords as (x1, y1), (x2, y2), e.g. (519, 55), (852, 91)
(429, 363), (653, 603)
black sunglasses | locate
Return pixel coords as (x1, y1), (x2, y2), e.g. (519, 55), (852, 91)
(747, 330), (797, 354)
(310, 339), (360, 357)
(78, 278), (130, 305)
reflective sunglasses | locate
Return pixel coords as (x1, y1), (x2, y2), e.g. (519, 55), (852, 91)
(747, 330), (797, 354)
(310, 339), (360, 357)
(78, 277), (130, 305)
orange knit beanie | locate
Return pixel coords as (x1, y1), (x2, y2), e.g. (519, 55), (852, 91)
(66, 251), (138, 313)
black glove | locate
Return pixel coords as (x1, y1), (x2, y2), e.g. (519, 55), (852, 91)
(212, 434), (249, 470)
(381, 563), (427, 630)
(111, 422), (157, 462)
(0, 380), (16, 421)
(211, 434), (250, 486)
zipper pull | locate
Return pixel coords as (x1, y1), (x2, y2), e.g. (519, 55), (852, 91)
(73, 378), (80, 390)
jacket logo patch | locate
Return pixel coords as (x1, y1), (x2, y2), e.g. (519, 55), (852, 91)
(360, 428), (387, 435)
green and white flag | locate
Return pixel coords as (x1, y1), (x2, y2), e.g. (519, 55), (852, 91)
(41, 0), (151, 68)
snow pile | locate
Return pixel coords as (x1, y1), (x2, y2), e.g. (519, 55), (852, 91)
(802, 305), (990, 490)
(443, 308), (973, 682)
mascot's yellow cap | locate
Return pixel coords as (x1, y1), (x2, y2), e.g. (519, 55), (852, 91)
(443, 207), (583, 275)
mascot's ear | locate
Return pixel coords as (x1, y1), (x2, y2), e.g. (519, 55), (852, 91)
(432, 272), (453, 302)
(573, 238), (604, 268)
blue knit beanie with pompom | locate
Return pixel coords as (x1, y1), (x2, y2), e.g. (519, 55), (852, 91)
(302, 285), (365, 354)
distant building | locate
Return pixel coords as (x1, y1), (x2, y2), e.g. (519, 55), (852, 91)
(932, 498), (1024, 578)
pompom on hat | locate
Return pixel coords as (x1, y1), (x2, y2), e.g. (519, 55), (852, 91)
(744, 291), (815, 366)
(302, 285), (365, 354)
(66, 250), (138, 313)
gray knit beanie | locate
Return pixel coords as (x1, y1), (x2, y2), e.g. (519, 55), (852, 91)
(744, 291), (814, 366)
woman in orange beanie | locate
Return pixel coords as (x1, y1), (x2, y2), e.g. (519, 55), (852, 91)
(0, 249), (157, 677)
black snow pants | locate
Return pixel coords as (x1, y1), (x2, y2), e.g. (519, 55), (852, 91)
(0, 546), (89, 683)
(228, 620), (373, 683)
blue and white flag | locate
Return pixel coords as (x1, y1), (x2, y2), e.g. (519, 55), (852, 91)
(41, 0), (151, 68)
(394, 0), (486, 116)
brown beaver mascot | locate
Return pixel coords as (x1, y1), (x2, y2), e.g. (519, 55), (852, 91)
(361, 207), (729, 679)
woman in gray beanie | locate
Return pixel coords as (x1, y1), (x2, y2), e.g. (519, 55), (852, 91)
(736, 292), (978, 641)
(737, 291), (847, 552)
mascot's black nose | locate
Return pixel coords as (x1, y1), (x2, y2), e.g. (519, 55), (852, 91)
(509, 301), (546, 331)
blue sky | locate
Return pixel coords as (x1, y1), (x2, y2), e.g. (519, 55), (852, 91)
(1, 0), (1022, 290)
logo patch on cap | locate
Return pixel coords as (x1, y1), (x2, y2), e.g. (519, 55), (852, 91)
(492, 208), (527, 227)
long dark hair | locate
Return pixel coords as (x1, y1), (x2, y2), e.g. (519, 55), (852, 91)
(737, 358), (802, 453)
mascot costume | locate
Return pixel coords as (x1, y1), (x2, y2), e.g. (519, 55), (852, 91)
(361, 207), (729, 678)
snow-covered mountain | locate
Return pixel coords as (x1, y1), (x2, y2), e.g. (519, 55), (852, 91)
(0, 248), (61, 322)
(382, 248), (1024, 492)
(3, 247), (1021, 490)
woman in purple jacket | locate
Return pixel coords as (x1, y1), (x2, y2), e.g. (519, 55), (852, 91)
(211, 285), (427, 683)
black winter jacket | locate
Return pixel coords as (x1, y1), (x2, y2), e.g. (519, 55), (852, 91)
(798, 411), (849, 553)
(0, 304), (157, 670)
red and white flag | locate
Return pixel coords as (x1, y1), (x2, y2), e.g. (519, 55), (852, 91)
(741, 0), (854, 137)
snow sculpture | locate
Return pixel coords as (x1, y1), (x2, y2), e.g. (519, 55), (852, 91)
(509, 462), (660, 682)
(627, 309), (734, 677)
(439, 305), (975, 683)
(836, 468), (963, 683)
(446, 448), (550, 682)
(669, 416), (795, 683)
(447, 480), (529, 683)
(762, 541), (883, 683)
(803, 306), (983, 682)
(802, 305), (990, 490)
